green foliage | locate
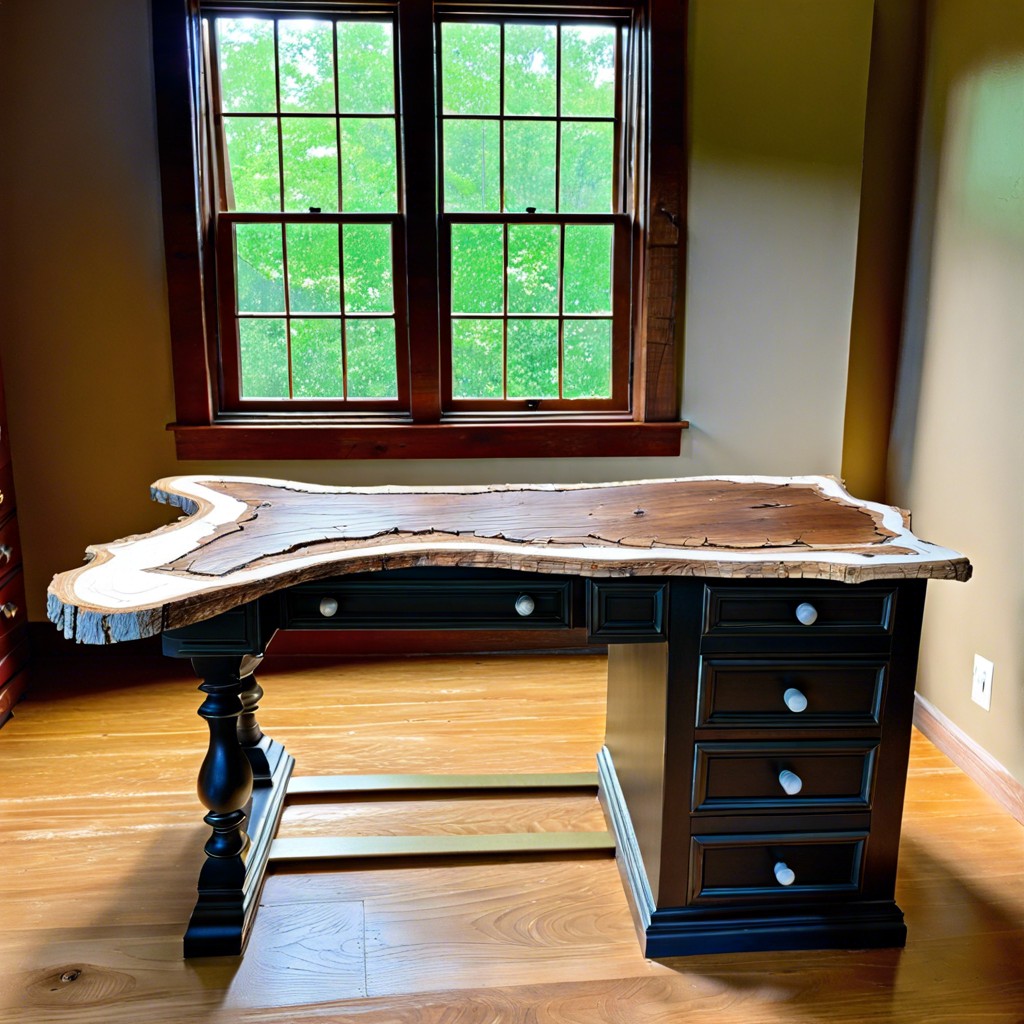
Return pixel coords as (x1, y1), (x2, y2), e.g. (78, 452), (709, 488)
(343, 224), (393, 313)
(507, 320), (559, 397)
(452, 224), (503, 314)
(347, 320), (397, 398)
(278, 19), (335, 113)
(218, 18), (276, 112)
(239, 319), (289, 397)
(441, 23), (500, 114)
(291, 319), (343, 396)
(563, 226), (612, 313)
(561, 26), (616, 117)
(224, 117), (280, 210)
(338, 21), (394, 113)
(282, 117), (338, 210)
(563, 320), (612, 397)
(452, 319), (503, 398)
(341, 118), (397, 212)
(504, 24), (556, 116)
(508, 225), (559, 314)
(287, 223), (340, 312)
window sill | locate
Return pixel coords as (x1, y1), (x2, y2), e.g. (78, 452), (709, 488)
(168, 417), (688, 460)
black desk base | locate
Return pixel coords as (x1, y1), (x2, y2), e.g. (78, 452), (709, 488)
(164, 569), (925, 960)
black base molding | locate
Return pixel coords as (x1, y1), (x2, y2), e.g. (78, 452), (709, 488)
(597, 745), (907, 958)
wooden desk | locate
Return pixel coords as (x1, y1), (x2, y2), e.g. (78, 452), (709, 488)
(47, 476), (970, 959)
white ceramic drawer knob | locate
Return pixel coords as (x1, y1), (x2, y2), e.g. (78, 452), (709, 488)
(795, 602), (818, 625)
(515, 594), (536, 617)
(319, 597), (339, 618)
(0, 544), (12, 564)
(783, 687), (808, 713)
(778, 769), (803, 795)
(774, 861), (796, 886)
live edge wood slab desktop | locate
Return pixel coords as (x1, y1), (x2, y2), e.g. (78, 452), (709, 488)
(46, 476), (970, 960)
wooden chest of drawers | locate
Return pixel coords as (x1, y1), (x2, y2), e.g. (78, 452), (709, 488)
(0, 365), (29, 727)
(599, 575), (926, 956)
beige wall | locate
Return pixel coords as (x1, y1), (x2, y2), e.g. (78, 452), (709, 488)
(0, 0), (873, 621)
(890, 0), (1024, 783)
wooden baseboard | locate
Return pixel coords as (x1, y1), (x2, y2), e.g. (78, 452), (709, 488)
(29, 621), (601, 659)
(913, 693), (1024, 826)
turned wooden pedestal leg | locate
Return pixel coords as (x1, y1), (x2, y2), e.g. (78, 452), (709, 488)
(180, 654), (294, 957)
(185, 657), (254, 957)
(237, 654), (272, 783)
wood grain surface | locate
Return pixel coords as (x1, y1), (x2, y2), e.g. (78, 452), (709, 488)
(46, 476), (971, 644)
(1, 651), (1022, 1024)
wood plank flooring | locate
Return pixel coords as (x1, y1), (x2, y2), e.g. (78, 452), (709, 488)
(1, 651), (1022, 1024)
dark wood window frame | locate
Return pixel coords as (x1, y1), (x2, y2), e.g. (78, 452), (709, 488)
(151, 0), (688, 460)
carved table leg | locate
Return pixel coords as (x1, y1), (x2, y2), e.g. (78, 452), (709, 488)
(185, 657), (253, 957)
(237, 654), (272, 783)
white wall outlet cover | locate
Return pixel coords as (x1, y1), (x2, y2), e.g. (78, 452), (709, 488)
(971, 654), (994, 711)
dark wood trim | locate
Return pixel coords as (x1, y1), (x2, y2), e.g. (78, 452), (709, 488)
(168, 418), (686, 459)
(634, 0), (686, 422)
(399, 0), (442, 422)
(913, 693), (1024, 827)
(152, 0), (215, 425)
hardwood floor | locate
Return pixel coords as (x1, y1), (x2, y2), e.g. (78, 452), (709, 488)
(1, 650), (1022, 1024)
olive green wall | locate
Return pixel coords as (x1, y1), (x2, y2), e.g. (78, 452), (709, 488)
(0, 0), (875, 626)
(889, 0), (1024, 784)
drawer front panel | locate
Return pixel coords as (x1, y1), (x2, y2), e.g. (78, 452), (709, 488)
(587, 581), (667, 641)
(689, 832), (867, 903)
(697, 658), (887, 728)
(0, 570), (25, 641)
(692, 742), (878, 813)
(283, 579), (574, 630)
(0, 513), (22, 577)
(0, 461), (15, 518)
(703, 586), (895, 636)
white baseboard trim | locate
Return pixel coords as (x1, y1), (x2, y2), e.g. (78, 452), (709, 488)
(913, 692), (1024, 826)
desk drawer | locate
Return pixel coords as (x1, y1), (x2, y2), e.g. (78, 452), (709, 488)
(689, 832), (867, 903)
(697, 658), (887, 728)
(0, 514), (22, 576)
(0, 461), (15, 517)
(703, 585), (895, 637)
(0, 570), (25, 640)
(282, 578), (574, 630)
(692, 742), (877, 813)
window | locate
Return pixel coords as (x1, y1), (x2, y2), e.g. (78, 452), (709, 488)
(151, 0), (687, 459)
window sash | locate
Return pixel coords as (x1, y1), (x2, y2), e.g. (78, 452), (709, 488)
(216, 211), (410, 410)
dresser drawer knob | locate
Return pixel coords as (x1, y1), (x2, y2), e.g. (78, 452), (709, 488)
(1, 601), (18, 621)
(795, 602), (818, 625)
(515, 594), (536, 617)
(774, 861), (796, 886)
(783, 687), (808, 713)
(318, 597), (339, 618)
(778, 769), (803, 795)
(0, 544), (11, 564)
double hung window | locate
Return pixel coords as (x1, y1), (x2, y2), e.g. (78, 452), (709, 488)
(151, 0), (686, 458)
